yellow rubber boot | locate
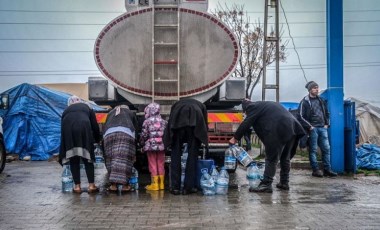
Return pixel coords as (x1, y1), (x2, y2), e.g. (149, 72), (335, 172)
(145, 176), (159, 191)
(158, 175), (165, 190)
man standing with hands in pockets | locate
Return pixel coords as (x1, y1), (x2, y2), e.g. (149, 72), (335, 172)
(298, 81), (337, 178)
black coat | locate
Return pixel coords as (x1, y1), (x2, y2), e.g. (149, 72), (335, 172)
(234, 101), (305, 147)
(298, 95), (330, 131)
(59, 103), (101, 165)
(163, 99), (208, 148)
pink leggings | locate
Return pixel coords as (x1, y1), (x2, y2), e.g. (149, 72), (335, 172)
(147, 151), (165, 176)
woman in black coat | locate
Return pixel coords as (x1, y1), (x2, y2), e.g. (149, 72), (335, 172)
(230, 99), (305, 193)
(164, 99), (208, 195)
(59, 96), (101, 193)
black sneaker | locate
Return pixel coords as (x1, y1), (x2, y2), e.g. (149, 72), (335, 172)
(249, 182), (273, 193)
(276, 182), (289, 191)
(312, 170), (323, 177)
(323, 170), (338, 177)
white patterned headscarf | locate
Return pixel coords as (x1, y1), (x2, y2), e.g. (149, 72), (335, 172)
(115, 105), (129, 116)
(67, 95), (81, 106)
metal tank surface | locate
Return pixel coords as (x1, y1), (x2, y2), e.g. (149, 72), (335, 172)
(94, 0), (240, 105)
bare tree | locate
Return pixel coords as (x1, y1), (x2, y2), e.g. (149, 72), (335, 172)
(211, 3), (288, 98)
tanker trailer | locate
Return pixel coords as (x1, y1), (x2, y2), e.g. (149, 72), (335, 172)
(90, 0), (245, 171)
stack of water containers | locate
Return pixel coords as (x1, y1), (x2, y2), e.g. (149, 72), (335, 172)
(215, 167), (229, 195)
(129, 167), (139, 191)
(61, 165), (73, 193)
(246, 162), (262, 188)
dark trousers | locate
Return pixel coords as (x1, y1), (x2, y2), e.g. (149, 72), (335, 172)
(263, 136), (296, 184)
(69, 156), (95, 185)
(170, 127), (200, 190)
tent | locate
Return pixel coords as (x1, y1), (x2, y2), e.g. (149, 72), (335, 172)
(348, 97), (380, 145)
(0, 83), (105, 161)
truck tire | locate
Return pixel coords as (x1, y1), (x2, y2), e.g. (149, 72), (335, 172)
(0, 138), (5, 174)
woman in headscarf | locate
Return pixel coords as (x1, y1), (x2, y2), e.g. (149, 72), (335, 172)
(59, 95), (101, 193)
(140, 103), (167, 191)
(103, 105), (138, 192)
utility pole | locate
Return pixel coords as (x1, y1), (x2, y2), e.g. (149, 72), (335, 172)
(262, 0), (280, 102)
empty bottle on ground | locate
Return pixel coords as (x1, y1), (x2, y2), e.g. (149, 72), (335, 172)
(129, 167), (139, 191)
(246, 162), (261, 188)
(61, 165), (73, 193)
(200, 169), (215, 195)
(224, 147), (236, 170)
(215, 167), (229, 195)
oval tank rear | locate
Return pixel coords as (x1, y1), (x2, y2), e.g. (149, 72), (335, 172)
(94, 7), (239, 99)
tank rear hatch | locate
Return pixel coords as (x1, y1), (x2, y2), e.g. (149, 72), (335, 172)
(94, 7), (239, 101)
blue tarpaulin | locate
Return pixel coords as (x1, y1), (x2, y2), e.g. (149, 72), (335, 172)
(356, 143), (380, 170)
(280, 102), (299, 111)
(0, 83), (105, 161)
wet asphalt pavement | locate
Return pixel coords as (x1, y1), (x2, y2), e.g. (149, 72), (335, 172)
(0, 161), (379, 229)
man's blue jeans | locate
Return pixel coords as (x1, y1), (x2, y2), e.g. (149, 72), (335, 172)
(308, 127), (331, 171)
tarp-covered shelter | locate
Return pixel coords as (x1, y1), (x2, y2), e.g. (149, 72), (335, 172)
(349, 97), (380, 145)
(0, 83), (105, 161)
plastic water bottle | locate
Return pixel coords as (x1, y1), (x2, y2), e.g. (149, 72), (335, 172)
(94, 144), (105, 169)
(129, 167), (139, 191)
(79, 163), (87, 186)
(224, 147), (236, 170)
(200, 169), (215, 195)
(246, 163), (261, 188)
(61, 165), (73, 193)
(180, 143), (188, 190)
(215, 167), (229, 195)
(257, 163), (265, 179)
(231, 145), (253, 167)
(210, 165), (218, 182)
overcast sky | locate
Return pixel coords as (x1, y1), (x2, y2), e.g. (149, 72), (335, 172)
(0, 0), (379, 105)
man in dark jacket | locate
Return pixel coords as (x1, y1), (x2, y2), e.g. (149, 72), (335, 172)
(164, 98), (208, 195)
(298, 81), (337, 178)
(230, 99), (305, 193)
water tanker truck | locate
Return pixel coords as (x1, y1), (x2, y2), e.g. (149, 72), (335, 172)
(89, 0), (245, 170)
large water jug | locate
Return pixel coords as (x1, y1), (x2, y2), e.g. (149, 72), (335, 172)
(257, 162), (265, 180)
(61, 165), (73, 193)
(230, 145), (253, 167)
(246, 163), (261, 188)
(77, 162), (90, 187)
(94, 144), (105, 169)
(200, 169), (215, 195)
(224, 147), (236, 170)
(181, 143), (188, 190)
(129, 167), (139, 191)
(215, 167), (229, 195)
(210, 165), (218, 182)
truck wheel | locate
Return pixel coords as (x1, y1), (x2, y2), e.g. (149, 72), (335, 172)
(0, 139), (5, 174)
